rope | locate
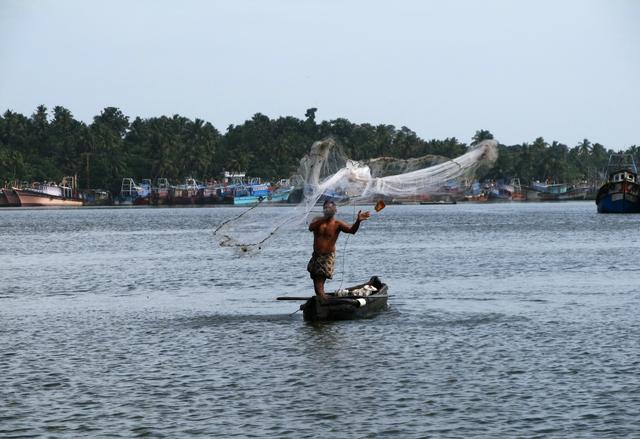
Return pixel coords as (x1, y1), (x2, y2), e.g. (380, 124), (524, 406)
(213, 199), (262, 236)
(336, 199), (357, 292)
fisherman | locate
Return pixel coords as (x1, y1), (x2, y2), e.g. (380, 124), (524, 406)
(307, 199), (370, 302)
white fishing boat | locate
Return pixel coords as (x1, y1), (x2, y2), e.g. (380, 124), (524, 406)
(13, 176), (82, 207)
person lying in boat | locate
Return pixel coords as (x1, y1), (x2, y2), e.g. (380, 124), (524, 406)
(307, 199), (370, 302)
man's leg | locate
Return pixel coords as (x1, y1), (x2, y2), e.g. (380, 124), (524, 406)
(312, 276), (328, 301)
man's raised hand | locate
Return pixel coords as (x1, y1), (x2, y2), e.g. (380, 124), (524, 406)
(357, 210), (371, 221)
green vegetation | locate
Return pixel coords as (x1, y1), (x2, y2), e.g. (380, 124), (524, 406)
(1, 106), (636, 192)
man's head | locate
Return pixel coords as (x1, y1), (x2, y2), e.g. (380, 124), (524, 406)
(323, 199), (337, 218)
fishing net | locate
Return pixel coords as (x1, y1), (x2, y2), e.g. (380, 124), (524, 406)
(214, 138), (498, 253)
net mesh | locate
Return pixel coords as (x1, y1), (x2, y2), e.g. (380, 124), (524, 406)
(214, 138), (498, 253)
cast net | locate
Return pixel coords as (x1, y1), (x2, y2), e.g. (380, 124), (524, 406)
(214, 138), (498, 253)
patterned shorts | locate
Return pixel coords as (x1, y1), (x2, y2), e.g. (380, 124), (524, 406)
(307, 252), (336, 279)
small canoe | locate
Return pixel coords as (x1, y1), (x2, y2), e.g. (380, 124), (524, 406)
(300, 276), (388, 321)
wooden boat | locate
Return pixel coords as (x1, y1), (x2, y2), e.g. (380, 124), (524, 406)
(278, 276), (389, 321)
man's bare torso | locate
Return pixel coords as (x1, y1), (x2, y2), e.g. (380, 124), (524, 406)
(309, 208), (368, 254)
(311, 217), (345, 253)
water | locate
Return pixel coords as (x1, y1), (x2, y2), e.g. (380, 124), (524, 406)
(1, 202), (639, 438)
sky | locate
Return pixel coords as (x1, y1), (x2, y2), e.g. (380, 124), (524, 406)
(1, 0), (638, 148)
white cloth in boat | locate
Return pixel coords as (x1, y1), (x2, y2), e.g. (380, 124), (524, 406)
(335, 285), (377, 297)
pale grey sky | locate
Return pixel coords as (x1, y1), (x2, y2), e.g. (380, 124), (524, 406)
(1, 0), (638, 148)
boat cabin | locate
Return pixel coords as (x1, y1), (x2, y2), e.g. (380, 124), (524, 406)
(609, 170), (637, 184)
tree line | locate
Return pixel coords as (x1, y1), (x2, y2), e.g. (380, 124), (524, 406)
(0, 106), (636, 193)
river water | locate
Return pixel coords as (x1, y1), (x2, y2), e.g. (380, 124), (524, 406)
(1, 202), (639, 438)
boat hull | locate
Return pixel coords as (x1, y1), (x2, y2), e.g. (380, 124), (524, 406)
(2, 189), (21, 206)
(168, 189), (198, 205)
(133, 196), (151, 205)
(151, 189), (170, 205)
(233, 191), (291, 205)
(301, 276), (389, 321)
(0, 190), (9, 207)
(488, 188), (511, 201)
(14, 189), (83, 207)
(233, 196), (269, 205)
(596, 182), (640, 213)
(539, 188), (589, 201)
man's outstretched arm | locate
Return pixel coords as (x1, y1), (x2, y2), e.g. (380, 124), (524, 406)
(339, 210), (370, 234)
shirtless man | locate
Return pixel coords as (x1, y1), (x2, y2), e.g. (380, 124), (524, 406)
(307, 200), (370, 301)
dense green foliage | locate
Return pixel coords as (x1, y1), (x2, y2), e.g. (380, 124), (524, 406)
(1, 106), (636, 192)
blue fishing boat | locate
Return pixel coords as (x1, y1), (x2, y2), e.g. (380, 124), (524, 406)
(596, 154), (640, 213)
(232, 181), (270, 205)
(223, 178), (292, 205)
(269, 180), (294, 203)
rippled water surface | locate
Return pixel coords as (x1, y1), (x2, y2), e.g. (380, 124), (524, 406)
(2, 202), (639, 438)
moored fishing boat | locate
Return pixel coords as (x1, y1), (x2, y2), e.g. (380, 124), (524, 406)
(510, 178), (526, 201)
(133, 179), (153, 205)
(269, 179), (293, 203)
(596, 154), (640, 213)
(151, 178), (171, 205)
(168, 178), (202, 204)
(278, 276), (388, 321)
(82, 189), (112, 206)
(463, 181), (488, 202)
(115, 178), (143, 205)
(196, 180), (224, 205)
(538, 184), (589, 201)
(13, 177), (82, 207)
(223, 178), (292, 205)
(488, 182), (513, 201)
(526, 181), (566, 201)
(232, 180), (270, 205)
